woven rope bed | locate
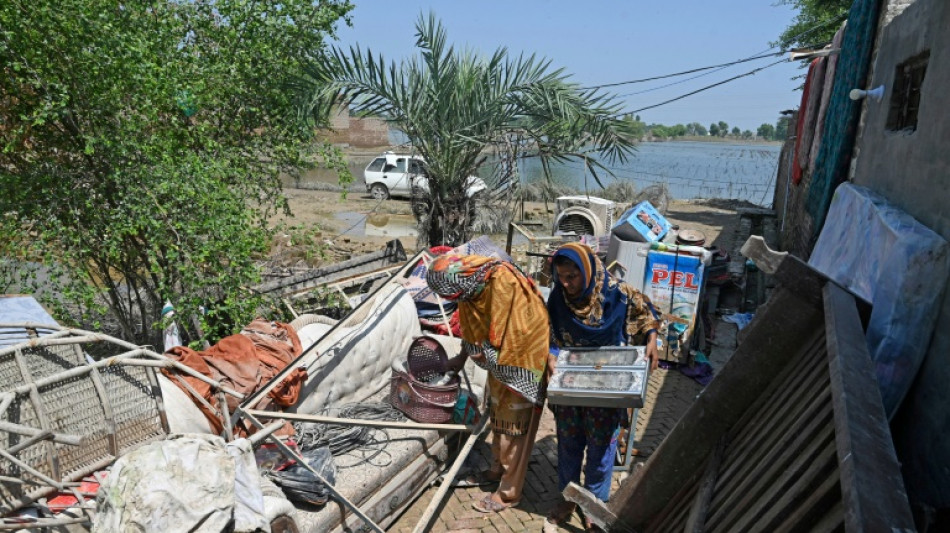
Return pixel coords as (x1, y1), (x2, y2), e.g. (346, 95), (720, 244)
(0, 323), (170, 516)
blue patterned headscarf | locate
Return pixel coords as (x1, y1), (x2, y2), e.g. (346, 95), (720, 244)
(548, 243), (659, 347)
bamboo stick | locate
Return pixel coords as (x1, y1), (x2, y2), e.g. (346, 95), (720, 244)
(239, 409), (385, 533)
(412, 415), (490, 533)
(243, 409), (472, 433)
(0, 449), (63, 490)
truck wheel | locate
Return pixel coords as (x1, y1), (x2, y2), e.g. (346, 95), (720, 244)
(370, 183), (390, 200)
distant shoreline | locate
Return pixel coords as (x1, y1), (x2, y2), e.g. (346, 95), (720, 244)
(640, 135), (783, 145)
(335, 136), (783, 158)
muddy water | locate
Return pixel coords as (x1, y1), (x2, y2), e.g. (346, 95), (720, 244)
(334, 211), (419, 238)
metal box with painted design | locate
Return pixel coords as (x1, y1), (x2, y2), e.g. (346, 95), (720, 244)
(547, 346), (648, 408)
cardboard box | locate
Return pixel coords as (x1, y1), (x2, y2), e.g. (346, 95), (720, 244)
(612, 201), (672, 243)
(644, 250), (704, 363)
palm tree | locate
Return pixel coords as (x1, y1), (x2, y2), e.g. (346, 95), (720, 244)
(296, 13), (637, 246)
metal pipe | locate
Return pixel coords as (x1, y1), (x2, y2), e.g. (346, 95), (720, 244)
(239, 409), (385, 533)
(246, 421), (285, 447)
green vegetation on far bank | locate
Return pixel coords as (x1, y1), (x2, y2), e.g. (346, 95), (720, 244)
(621, 114), (791, 142)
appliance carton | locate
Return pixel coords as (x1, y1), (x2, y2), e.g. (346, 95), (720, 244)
(612, 201), (672, 243)
(644, 250), (704, 363)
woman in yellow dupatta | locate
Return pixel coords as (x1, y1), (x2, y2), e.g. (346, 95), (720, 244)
(427, 253), (550, 513)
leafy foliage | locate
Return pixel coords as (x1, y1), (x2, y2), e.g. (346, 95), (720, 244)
(775, 0), (851, 52)
(295, 13), (637, 246)
(0, 0), (353, 346)
(775, 116), (792, 140)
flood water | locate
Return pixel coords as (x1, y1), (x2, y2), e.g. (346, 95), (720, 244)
(290, 141), (782, 208)
(334, 211), (419, 238)
(510, 141), (781, 206)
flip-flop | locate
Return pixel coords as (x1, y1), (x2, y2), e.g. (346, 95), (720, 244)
(472, 495), (519, 513)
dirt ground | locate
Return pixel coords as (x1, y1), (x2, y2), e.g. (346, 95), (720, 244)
(272, 186), (740, 266)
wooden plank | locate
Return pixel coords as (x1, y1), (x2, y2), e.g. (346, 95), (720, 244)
(792, 499), (844, 533)
(411, 415), (489, 533)
(563, 483), (631, 533)
(710, 382), (831, 522)
(644, 474), (699, 533)
(725, 432), (837, 532)
(741, 235), (830, 307)
(340, 438), (448, 532)
(706, 403), (834, 530)
(609, 286), (825, 529)
(752, 449), (840, 533)
(716, 331), (823, 460)
(822, 283), (915, 532)
(684, 436), (726, 533)
(255, 239), (406, 295)
(712, 333), (826, 491)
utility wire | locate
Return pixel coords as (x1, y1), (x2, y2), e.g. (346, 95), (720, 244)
(587, 12), (848, 93)
(583, 51), (784, 90)
(626, 58), (789, 115)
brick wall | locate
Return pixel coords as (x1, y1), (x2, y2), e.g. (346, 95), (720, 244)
(317, 105), (391, 148)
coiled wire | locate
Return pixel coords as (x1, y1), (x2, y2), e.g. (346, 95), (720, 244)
(293, 402), (406, 469)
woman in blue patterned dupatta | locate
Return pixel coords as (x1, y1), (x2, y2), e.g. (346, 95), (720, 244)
(545, 242), (660, 529)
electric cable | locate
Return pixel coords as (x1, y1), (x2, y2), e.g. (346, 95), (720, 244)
(584, 51), (784, 90)
(626, 58), (789, 115)
(585, 12), (848, 93)
(293, 402), (406, 469)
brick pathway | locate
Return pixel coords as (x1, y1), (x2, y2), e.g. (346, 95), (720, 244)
(388, 205), (742, 531)
(389, 321), (738, 532)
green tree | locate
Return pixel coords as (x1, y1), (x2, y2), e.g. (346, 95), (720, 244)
(757, 123), (776, 140)
(686, 122), (707, 136)
(775, 116), (792, 140)
(731, 126), (741, 137)
(742, 130), (754, 140)
(718, 121), (729, 137)
(709, 123), (720, 137)
(0, 0), (353, 346)
(775, 0), (850, 52)
(670, 124), (687, 137)
(622, 114), (647, 139)
(296, 13), (636, 246)
(650, 125), (671, 138)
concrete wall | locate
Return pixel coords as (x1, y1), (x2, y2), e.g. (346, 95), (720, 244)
(773, 111), (818, 260)
(849, 0), (950, 521)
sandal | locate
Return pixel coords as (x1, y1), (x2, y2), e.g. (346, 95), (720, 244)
(472, 495), (519, 513)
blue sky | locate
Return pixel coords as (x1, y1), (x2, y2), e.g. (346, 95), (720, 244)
(332, 0), (807, 132)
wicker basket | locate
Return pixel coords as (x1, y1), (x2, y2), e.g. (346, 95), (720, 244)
(389, 336), (459, 424)
(406, 336), (448, 382)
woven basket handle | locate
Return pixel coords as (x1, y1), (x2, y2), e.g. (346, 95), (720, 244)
(405, 380), (457, 408)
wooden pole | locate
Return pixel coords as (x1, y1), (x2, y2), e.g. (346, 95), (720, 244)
(411, 415), (489, 533)
(243, 409), (473, 433)
(239, 409), (385, 533)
